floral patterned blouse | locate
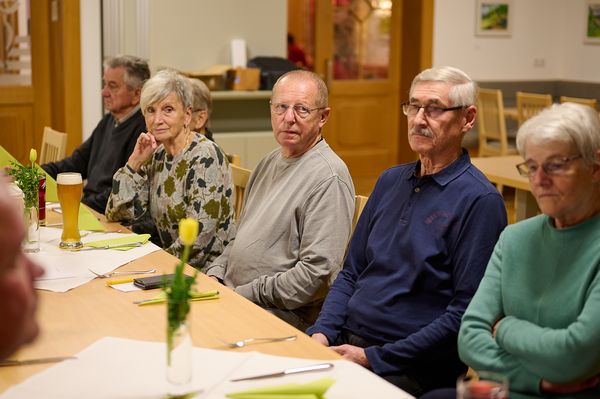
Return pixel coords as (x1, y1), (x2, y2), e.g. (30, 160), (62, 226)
(106, 134), (235, 270)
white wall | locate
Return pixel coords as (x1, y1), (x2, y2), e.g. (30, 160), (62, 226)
(433, 0), (600, 82)
(148, 0), (287, 71)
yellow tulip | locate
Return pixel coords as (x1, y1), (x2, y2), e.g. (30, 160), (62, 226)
(179, 218), (198, 246)
(29, 148), (37, 164)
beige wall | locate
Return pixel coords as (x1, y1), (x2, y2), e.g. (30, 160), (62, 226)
(148, 0), (287, 71)
(434, 0), (600, 82)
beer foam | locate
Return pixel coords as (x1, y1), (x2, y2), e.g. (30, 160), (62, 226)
(56, 173), (82, 185)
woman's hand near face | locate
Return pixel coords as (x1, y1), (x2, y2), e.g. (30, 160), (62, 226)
(127, 132), (157, 172)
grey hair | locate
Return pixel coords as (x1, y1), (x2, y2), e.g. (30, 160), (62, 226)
(272, 70), (328, 108)
(189, 78), (213, 117)
(516, 102), (600, 166)
(140, 69), (193, 114)
(409, 66), (478, 107)
(103, 55), (150, 90)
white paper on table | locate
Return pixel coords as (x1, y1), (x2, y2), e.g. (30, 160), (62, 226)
(0, 337), (414, 399)
(109, 282), (140, 292)
(30, 227), (161, 293)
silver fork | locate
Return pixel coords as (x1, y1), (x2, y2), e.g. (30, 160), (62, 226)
(221, 335), (297, 348)
(76, 242), (143, 251)
(88, 268), (156, 279)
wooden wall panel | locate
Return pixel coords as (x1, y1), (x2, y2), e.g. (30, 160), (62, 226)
(0, 105), (34, 163)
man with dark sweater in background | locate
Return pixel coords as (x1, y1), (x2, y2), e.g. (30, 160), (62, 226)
(306, 66), (507, 397)
(42, 55), (149, 213)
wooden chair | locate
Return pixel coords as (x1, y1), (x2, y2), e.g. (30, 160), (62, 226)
(231, 164), (251, 221)
(352, 195), (368, 230)
(516, 91), (552, 127)
(559, 96), (597, 110)
(226, 153), (241, 166)
(39, 126), (67, 164)
(477, 89), (517, 157)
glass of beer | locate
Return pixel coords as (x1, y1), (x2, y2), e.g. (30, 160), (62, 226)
(57, 172), (83, 249)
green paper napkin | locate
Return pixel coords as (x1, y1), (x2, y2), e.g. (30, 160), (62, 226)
(85, 233), (151, 250)
(226, 377), (335, 399)
(78, 204), (105, 231)
(43, 172), (58, 203)
(137, 290), (220, 306)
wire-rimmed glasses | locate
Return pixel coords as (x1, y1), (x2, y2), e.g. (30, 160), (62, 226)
(269, 101), (325, 119)
(401, 102), (467, 119)
(515, 155), (583, 178)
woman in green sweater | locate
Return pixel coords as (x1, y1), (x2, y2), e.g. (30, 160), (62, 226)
(454, 102), (600, 399)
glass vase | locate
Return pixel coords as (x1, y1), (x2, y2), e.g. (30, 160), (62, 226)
(166, 308), (192, 394)
(23, 206), (40, 253)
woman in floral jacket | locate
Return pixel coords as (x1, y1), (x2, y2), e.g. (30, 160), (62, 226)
(106, 69), (235, 270)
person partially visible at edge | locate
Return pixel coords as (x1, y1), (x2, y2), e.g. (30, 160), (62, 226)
(453, 102), (600, 399)
(189, 78), (214, 142)
(287, 33), (310, 69)
(0, 176), (44, 359)
(205, 70), (355, 331)
(105, 69), (235, 271)
(306, 66), (507, 396)
(42, 55), (150, 213)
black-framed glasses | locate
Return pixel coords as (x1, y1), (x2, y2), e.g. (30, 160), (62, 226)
(516, 155), (583, 178)
(270, 101), (325, 119)
(401, 102), (467, 119)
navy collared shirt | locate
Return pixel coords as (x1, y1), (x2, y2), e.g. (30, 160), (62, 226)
(307, 150), (507, 376)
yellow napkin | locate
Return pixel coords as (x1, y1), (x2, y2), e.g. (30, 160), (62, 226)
(0, 145), (104, 231)
(137, 290), (219, 306)
(226, 378), (335, 399)
(84, 234), (150, 250)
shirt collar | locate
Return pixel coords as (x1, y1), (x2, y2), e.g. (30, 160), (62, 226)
(408, 149), (471, 187)
(114, 105), (141, 127)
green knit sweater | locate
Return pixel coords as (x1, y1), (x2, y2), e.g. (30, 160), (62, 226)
(458, 213), (600, 398)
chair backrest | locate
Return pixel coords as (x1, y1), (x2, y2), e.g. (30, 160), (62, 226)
(477, 89), (516, 157)
(226, 153), (241, 166)
(352, 195), (368, 230)
(516, 91), (552, 126)
(40, 126), (68, 164)
(231, 164), (252, 221)
(559, 96), (597, 110)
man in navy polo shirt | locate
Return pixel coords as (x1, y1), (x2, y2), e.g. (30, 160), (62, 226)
(307, 66), (507, 396)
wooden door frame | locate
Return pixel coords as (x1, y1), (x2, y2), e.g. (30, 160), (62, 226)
(398, 0), (434, 164)
(299, 0), (434, 166)
(49, 0), (83, 154)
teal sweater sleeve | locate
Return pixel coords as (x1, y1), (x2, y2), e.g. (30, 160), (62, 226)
(458, 234), (542, 394)
(496, 269), (600, 383)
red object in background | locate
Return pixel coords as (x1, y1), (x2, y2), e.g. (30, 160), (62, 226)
(38, 176), (46, 226)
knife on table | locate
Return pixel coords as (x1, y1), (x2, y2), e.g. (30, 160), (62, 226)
(0, 356), (77, 367)
(230, 362), (334, 382)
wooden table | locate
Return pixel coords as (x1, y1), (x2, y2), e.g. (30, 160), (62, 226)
(471, 155), (539, 221)
(0, 214), (339, 393)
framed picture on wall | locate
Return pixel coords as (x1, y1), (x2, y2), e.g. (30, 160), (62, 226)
(475, 0), (513, 37)
(585, 0), (600, 44)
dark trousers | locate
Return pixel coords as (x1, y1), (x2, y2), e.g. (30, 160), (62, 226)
(334, 329), (464, 398)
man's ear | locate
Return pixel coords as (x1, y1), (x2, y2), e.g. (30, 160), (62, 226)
(319, 107), (331, 126)
(462, 105), (477, 133)
(132, 87), (142, 106)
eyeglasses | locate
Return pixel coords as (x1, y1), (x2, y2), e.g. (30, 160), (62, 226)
(270, 102), (325, 119)
(402, 102), (467, 119)
(516, 155), (583, 178)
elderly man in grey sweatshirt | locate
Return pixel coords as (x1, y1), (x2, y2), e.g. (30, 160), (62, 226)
(205, 70), (355, 331)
